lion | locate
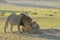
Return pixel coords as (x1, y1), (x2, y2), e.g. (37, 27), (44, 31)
(21, 21), (40, 32)
(4, 13), (32, 33)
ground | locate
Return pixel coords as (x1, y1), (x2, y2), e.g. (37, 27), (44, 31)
(0, 3), (60, 40)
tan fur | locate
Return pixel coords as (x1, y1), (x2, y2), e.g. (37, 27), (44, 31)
(21, 26), (33, 32)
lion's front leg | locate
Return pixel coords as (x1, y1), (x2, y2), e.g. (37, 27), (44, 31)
(21, 26), (28, 32)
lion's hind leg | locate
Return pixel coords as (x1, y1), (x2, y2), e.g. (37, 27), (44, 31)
(4, 18), (9, 33)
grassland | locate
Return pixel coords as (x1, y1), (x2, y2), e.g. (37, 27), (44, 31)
(0, 3), (60, 40)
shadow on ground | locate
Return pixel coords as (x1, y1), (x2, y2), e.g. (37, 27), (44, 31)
(40, 29), (60, 40)
(21, 29), (60, 40)
(0, 29), (60, 40)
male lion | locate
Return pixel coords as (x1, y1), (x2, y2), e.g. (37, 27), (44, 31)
(4, 13), (32, 33)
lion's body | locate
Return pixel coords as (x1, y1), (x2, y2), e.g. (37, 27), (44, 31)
(8, 14), (18, 25)
(4, 14), (32, 33)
